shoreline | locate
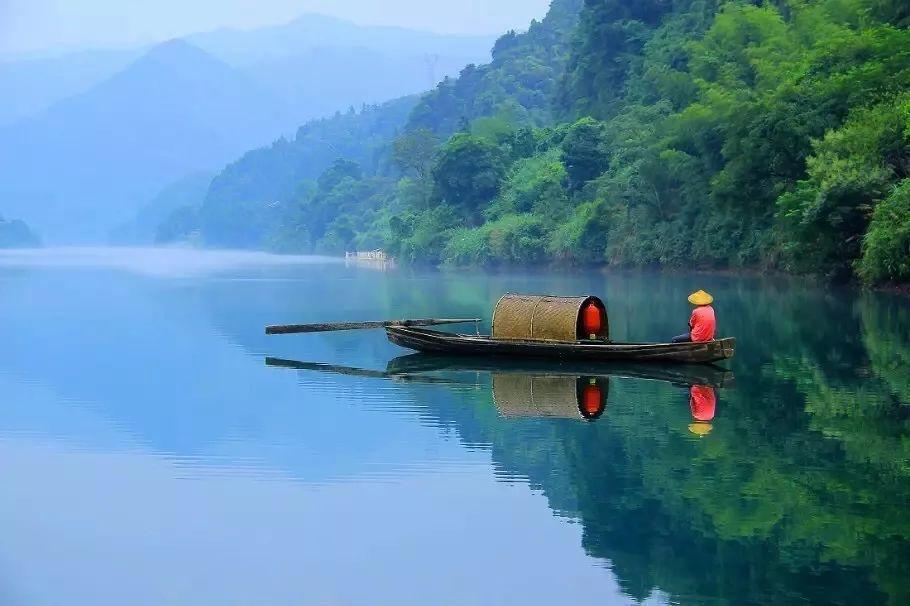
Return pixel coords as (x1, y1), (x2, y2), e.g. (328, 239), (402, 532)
(302, 251), (910, 295)
(9, 245), (907, 295)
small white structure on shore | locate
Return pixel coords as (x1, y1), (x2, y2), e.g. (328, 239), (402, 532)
(345, 250), (395, 270)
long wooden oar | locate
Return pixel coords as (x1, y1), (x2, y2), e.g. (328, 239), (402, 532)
(265, 318), (481, 335)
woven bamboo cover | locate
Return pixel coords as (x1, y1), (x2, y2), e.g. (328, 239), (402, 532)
(491, 293), (609, 342)
(492, 374), (582, 419)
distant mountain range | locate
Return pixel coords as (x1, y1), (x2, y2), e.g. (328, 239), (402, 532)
(0, 40), (290, 241)
(0, 48), (141, 127)
(188, 13), (493, 68)
(0, 14), (493, 242)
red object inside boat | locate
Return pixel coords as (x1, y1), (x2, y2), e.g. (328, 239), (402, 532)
(582, 302), (603, 337)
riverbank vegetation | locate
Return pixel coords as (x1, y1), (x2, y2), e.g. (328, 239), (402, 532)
(161, 0), (910, 284)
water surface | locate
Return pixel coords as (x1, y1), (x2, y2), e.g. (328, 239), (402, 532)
(1, 248), (907, 605)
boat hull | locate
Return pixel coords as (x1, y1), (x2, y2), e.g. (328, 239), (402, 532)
(386, 327), (735, 365)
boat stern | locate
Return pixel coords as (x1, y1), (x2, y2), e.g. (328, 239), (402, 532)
(717, 337), (736, 361)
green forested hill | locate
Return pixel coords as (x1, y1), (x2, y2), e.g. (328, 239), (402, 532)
(554, 0), (910, 282)
(407, 0), (583, 136)
(178, 96), (418, 248)
(178, 0), (910, 284)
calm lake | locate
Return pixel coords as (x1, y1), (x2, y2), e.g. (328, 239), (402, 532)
(0, 248), (907, 605)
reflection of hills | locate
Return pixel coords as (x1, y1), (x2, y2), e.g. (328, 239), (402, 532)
(0, 260), (466, 483)
(5, 256), (908, 605)
(388, 362), (908, 604)
(380, 299), (908, 604)
(240, 271), (910, 605)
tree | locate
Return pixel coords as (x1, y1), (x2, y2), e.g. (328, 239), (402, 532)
(561, 118), (609, 191)
(317, 159), (362, 192)
(392, 129), (439, 210)
(432, 133), (507, 223)
(776, 94), (910, 280)
(859, 180), (910, 283)
(392, 129), (439, 182)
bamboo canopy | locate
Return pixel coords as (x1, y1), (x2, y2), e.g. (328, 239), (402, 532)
(491, 294), (609, 342)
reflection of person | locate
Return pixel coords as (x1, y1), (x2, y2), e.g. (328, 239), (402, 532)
(672, 290), (716, 343)
(688, 384), (716, 437)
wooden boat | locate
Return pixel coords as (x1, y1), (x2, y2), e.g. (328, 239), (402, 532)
(265, 293), (736, 366)
(386, 326), (735, 365)
(383, 294), (734, 365)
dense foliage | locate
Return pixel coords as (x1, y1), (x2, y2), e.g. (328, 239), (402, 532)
(170, 0), (910, 284)
(407, 0), (584, 136)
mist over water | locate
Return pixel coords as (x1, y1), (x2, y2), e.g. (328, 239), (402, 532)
(0, 247), (340, 276)
(1, 248), (908, 605)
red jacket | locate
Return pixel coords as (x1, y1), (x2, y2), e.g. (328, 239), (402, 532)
(689, 305), (716, 342)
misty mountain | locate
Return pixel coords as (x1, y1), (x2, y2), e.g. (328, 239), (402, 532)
(0, 48), (141, 127)
(110, 171), (214, 244)
(209, 15), (492, 117)
(198, 96), (418, 248)
(239, 47), (479, 125)
(0, 14), (492, 131)
(177, 0), (582, 251)
(0, 40), (291, 241)
(188, 13), (493, 67)
(1, 14), (492, 242)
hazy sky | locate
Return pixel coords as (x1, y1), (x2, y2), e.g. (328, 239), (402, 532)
(0, 0), (554, 56)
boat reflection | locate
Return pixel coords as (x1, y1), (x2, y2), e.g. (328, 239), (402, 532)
(491, 373), (608, 421)
(266, 354), (733, 423)
(385, 354), (735, 388)
(264, 356), (465, 385)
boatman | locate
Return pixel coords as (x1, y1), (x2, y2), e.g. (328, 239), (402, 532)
(672, 290), (716, 343)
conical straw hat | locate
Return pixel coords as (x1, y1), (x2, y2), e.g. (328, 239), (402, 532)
(687, 290), (714, 306)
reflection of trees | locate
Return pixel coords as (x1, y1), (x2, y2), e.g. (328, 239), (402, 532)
(410, 377), (898, 603)
(765, 355), (910, 603)
(199, 267), (910, 604)
(860, 294), (910, 402)
(564, 382), (905, 604)
(400, 289), (910, 604)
